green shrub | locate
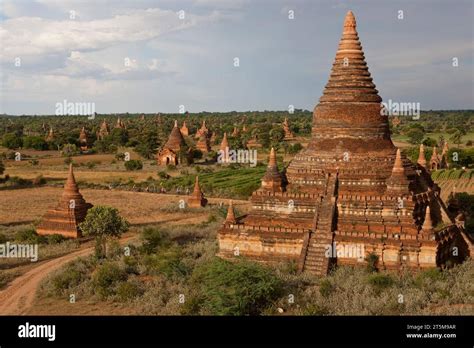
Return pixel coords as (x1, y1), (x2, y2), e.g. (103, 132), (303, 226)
(367, 273), (394, 292)
(0, 233), (8, 244)
(50, 258), (95, 295)
(15, 228), (46, 244)
(124, 159), (143, 171)
(123, 255), (140, 275)
(415, 268), (443, 287)
(158, 171), (169, 179)
(92, 262), (128, 298)
(140, 228), (171, 254)
(116, 280), (143, 301)
(365, 252), (379, 273)
(319, 279), (333, 298)
(46, 234), (66, 244)
(142, 247), (189, 278)
(190, 258), (283, 315)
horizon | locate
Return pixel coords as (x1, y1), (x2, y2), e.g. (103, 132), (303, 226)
(2, 108), (474, 117)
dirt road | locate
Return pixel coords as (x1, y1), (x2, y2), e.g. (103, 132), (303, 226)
(0, 236), (136, 315)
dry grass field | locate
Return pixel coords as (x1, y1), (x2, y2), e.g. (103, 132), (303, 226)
(0, 187), (251, 227)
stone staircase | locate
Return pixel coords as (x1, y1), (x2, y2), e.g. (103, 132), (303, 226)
(298, 173), (338, 275)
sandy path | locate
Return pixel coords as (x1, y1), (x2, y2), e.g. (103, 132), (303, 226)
(0, 236), (136, 315)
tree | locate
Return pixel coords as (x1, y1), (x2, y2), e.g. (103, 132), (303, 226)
(124, 159), (143, 171)
(0, 158), (4, 175)
(2, 133), (23, 149)
(23, 136), (48, 150)
(110, 128), (129, 146)
(407, 129), (424, 145)
(450, 131), (463, 147)
(79, 206), (129, 258)
(288, 142), (303, 154)
(422, 137), (437, 147)
(190, 258), (283, 315)
(61, 144), (79, 157)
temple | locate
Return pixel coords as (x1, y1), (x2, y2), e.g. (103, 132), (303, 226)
(430, 143), (450, 170)
(45, 127), (54, 142)
(282, 117), (295, 140)
(37, 164), (93, 238)
(115, 117), (126, 129)
(232, 127), (239, 137)
(79, 127), (88, 151)
(187, 176), (208, 208)
(195, 120), (210, 139)
(157, 120), (189, 165)
(97, 119), (109, 140)
(180, 121), (189, 136)
(196, 134), (211, 153)
(217, 11), (473, 274)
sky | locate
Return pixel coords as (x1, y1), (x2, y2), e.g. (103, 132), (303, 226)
(0, 0), (473, 115)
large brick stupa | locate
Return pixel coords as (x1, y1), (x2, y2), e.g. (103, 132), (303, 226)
(217, 11), (473, 274)
(37, 164), (93, 238)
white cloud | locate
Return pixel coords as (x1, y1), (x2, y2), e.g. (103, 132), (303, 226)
(0, 8), (219, 61)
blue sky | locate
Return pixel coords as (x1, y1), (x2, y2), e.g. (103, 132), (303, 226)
(0, 0), (473, 115)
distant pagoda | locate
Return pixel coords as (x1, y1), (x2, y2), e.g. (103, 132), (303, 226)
(217, 11), (473, 274)
(187, 176), (208, 208)
(282, 117), (295, 140)
(196, 134), (211, 153)
(37, 164), (93, 238)
(45, 127), (54, 142)
(246, 135), (261, 149)
(180, 121), (189, 136)
(97, 119), (109, 140)
(79, 127), (88, 151)
(195, 120), (209, 139)
(157, 120), (190, 165)
(232, 126), (239, 137)
(115, 117), (125, 129)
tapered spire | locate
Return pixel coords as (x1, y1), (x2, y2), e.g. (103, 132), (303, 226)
(220, 132), (229, 151)
(46, 127), (54, 141)
(193, 176), (201, 195)
(431, 146), (438, 161)
(310, 11), (393, 153)
(422, 206), (434, 231)
(163, 120), (185, 151)
(226, 200), (236, 224)
(187, 175), (207, 207)
(442, 141), (449, 155)
(417, 144), (427, 167)
(392, 149), (404, 174)
(180, 121), (189, 136)
(319, 11), (381, 104)
(262, 148), (282, 191)
(61, 163), (87, 206)
(268, 147), (277, 168)
(386, 149), (409, 194)
(65, 163), (78, 192)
